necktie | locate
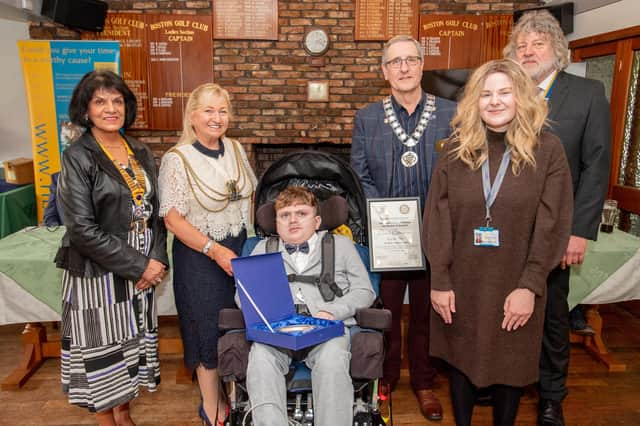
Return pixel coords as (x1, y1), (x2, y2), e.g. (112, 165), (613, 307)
(284, 241), (309, 254)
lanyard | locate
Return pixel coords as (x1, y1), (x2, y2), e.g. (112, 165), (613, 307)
(481, 148), (511, 226)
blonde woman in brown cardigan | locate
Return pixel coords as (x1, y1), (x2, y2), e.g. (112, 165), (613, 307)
(423, 59), (573, 426)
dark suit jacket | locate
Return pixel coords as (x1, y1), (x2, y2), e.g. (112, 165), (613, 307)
(547, 71), (611, 240)
(43, 172), (63, 226)
(350, 93), (456, 200)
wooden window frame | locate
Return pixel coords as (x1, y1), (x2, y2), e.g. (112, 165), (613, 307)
(570, 26), (640, 214)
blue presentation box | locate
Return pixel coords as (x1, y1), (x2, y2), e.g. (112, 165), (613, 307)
(232, 252), (344, 351)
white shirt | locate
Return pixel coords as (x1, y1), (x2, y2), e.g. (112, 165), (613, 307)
(283, 232), (320, 305)
(285, 232), (319, 273)
(158, 137), (257, 240)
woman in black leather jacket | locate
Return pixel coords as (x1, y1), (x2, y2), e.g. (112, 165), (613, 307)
(54, 70), (169, 426)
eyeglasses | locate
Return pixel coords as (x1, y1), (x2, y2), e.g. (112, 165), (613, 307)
(384, 56), (422, 69)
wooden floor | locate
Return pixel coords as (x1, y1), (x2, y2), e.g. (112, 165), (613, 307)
(1, 303), (639, 425)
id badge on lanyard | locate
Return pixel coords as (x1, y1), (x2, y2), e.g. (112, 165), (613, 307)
(474, 227), (499, 247)
(473, 148), (510, 248)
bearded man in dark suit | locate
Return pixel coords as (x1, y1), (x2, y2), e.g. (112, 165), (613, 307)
(350, 35), (456, 422)
(504, 10), (611, 426)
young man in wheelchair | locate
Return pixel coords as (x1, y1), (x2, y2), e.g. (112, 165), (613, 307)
(245, 186), (376, 425)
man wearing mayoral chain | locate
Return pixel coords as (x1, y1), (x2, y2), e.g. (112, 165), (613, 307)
(350, 35), (456, 421)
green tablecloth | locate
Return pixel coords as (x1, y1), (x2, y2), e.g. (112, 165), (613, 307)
(568, 229), (640, 309)
(0, 226), (64, 313)
(0, 184), (37, 238)
(0, 227), (177, 321)
(1, 226), (637, 316)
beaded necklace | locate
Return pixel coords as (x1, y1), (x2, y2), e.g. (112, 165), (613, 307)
(95, 134), (147, 220)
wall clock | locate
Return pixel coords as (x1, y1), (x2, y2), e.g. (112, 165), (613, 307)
(303, 27), (330, 56)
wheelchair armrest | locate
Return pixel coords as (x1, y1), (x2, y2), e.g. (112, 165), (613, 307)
(219, 308), (246, 331)
(355, 308), (391, 332)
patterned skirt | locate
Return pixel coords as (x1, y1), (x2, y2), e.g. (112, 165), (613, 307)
(60, 227), (160, 413)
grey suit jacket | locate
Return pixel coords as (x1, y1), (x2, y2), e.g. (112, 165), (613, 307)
(546, 71), (611, 240)
(247, 231), (376, 326)
(350, 93), (457, 200)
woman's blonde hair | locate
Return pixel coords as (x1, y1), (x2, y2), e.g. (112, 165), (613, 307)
(177, 83), (233, 146)
(450, 59), (548, 175)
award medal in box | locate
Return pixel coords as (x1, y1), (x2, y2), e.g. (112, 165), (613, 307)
(232, 252), (344, 350)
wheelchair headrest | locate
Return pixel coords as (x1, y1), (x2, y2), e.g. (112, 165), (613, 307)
(256, 195), (349, 235)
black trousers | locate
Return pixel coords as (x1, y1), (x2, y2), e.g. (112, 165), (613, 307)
(449, 366), (522, 426)
(380, 270), (436, 391)
(539, 266), (571, 401)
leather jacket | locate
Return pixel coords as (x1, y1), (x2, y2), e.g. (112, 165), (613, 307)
(54, 131), (169, 280)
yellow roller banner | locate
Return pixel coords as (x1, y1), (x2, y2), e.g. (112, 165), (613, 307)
(18, 40), (119, 221)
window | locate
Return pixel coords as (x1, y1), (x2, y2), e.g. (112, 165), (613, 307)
(571, 27), (640, 236)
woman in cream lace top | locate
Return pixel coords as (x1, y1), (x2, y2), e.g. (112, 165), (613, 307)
(159, 83), (257, 425)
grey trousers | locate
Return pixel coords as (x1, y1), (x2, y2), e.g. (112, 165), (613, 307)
(246, 330), (353, 426)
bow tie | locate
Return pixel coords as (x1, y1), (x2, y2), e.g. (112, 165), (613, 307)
(284, 242), (309, 254)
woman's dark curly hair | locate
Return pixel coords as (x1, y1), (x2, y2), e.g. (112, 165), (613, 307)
(68, 70), (137, 129)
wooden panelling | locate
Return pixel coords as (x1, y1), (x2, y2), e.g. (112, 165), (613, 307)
(569, 25), (640, 50)
(84, 13), (213, 130)
(147, 15), (214, 130)
(612, 185), (640, 214)
(419, 14), (512, 71)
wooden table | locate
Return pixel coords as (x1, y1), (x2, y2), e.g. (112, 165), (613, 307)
(567, 229), (640, 372)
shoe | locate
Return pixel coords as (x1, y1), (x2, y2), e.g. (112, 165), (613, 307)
(572, 324), (596, 336)
(538, 399), (565, 426)
(199, 402), (228, 426)
(415, 389), (443, 421)
(570, 307), (595, 336)
(475, 387), (493, 406)
(198, 403), (213, 426)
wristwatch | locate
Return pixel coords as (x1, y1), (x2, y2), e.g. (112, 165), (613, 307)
(202, 239), (213, 255)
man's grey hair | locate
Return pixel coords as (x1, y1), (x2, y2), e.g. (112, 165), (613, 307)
(503, 9), (570, 71)
(382, 35), (424, 65)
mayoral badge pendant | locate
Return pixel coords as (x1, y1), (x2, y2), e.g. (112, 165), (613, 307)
(401, 151), (418, 168)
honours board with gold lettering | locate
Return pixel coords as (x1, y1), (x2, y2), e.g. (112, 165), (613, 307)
(419, 15), (513, 71)
(355, 0), (418, 41)
(214, 0), (278, 40)
(83, 13), (213, 130)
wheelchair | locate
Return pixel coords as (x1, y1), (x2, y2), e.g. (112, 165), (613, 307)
(217, 151), (392, 425)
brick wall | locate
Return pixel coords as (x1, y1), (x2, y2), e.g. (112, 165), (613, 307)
(29, 0), (542, 169)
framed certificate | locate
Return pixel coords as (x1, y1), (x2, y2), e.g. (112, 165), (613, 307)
(367, 197), (425, 272)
